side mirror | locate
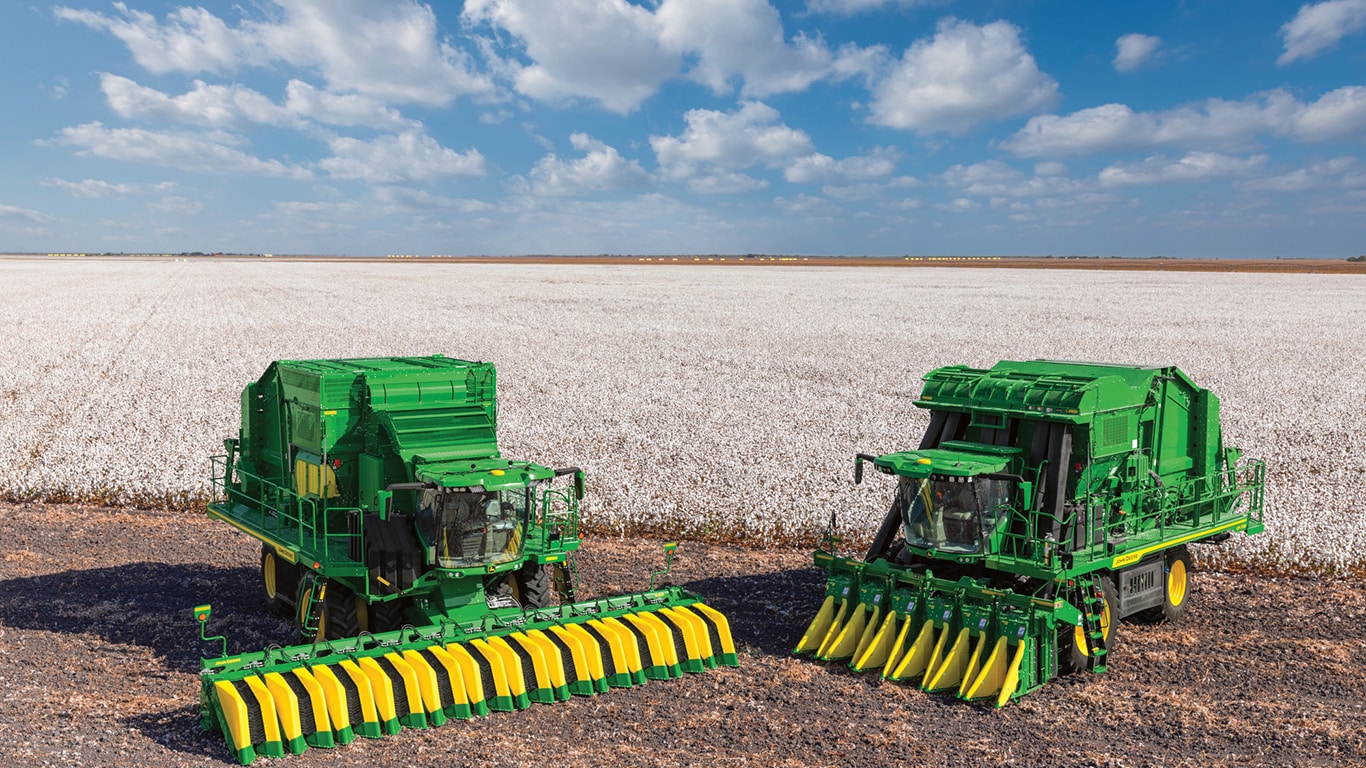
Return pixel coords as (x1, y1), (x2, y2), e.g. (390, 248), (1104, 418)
(554, 467), (586, 501)
(854, 453), (879, 485)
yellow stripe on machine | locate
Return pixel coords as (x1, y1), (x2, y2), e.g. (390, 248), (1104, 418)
(962, 636), (1011, 701)
(814, 599), (848, 657)
(335, 660), (381, 734)
(262, 672), (305, 752)
(1111, 519), (1247, 568)
(400, 649), (445, 721)
(600, 618), (645, 675)
(524, 630), (570, 690)
(213, 680), (255, 754)
(243, 675), (282, 746)
(485, 637), (530, 702)
(426, 645), (474, 712)
(557, 624), (606, 681)
(852, 610), (899, 672)
(357, 658), (400, 725)
(442, 642), (489, 712)
(639, 611), (684, 669)
(920, 623), (952, 684)
(996, 641), (1028, 708)
(882, 614), (915, 677)
(469, 639), (515, 701)
(508, 632), (555, 694)
(658, 606), (708, 667)
(691, 602), (738, 659)
(850, 605), (883, 665)
(889, 619), (936, 682)
(670, 606), (717, 662)
(924, 628), (971, 692)
(303, 666), (347, 734)
(957, 635), (988, 699)
(795, 596), (837, 654)
(623, 613), (672, 672)
(820, 602), (868, 660)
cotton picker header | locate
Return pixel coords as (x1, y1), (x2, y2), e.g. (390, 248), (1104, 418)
(195, 356), (736, 763)
(795, 360), (1264, 706)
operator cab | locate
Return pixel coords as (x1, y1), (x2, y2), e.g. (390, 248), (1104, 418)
(863, 441), (1023, 559)
(901, 474), (1015, 555)
(416, 487), (531, 569)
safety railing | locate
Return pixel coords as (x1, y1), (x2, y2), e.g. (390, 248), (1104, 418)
(209, 455), (364, 568)
(529, 485), (580, 556)
(993, 459), (1265, 569)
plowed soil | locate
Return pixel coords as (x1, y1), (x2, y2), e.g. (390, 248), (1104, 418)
(0, 502), (1361, 768)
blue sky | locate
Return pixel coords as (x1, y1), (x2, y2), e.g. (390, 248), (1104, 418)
(2, 1), (1364, 257)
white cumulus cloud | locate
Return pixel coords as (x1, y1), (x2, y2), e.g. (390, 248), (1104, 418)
(869, 18), (1059, 134)
(463, 0), (676, 113)
(1279, 0), (1366, 65)
(806, 0), (939, 15)
(1098, 152), (1269, 186)
(529, 133), (652, 196)
(1241, 157), (1366, 192)
(320, 131), (486, 183)
(1114, 33), (1162, 72)
(0, 204), (57, 224)
(784, 147), (900, 184)
(1003, 87), (1366, 157)
(650, 102), (814, 178)
(656, 0), (832, 96)
(51, 121), (312, 179)
(465, 0), (844, 112)
(56, 1), (491, 106)
(100, 74), (290, 128)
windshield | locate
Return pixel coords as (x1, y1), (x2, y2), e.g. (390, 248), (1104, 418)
(901, 476), (1014, 554)
(417, 488), (531, 569)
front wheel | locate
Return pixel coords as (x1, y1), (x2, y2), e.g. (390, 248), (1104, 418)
(487, 562), (554, 609)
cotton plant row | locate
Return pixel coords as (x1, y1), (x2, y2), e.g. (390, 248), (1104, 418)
(0, 259), (1362, 577)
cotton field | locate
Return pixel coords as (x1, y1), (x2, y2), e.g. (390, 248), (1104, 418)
(1, 258), (1362, 576)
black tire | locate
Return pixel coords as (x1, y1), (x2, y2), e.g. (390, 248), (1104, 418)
(1059, 576), (1118, 675)
(487, 562), (554, 609)
(260, 544), (297, 617)
(368, 599), (410, 633)
(516, 564), (553, 609)
(317, 581), (362, 641)
(1135, 546), (1192, 624)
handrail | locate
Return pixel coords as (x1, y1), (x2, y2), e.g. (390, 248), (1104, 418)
(992, 459), (1265, 568)
(209, 454), (364, 568)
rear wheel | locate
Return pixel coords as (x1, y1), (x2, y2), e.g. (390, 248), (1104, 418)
(1136, 546), (1192, 624)
(260, 544), (297, 617)
(1060, 577), (1117, 674)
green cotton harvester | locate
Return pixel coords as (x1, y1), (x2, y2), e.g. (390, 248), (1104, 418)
(795, 360), (1264, 706)
(194, 356), (737, 763)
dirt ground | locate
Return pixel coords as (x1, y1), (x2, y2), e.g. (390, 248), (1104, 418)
(0, 502), (1361, 768)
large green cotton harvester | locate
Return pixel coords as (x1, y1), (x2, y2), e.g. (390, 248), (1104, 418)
(795, 360), (1264, 706)
(194, 356), (737, 763)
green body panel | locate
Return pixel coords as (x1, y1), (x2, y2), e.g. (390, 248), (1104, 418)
(800, 360), (1266, 705)
(207, 355), (583, 623)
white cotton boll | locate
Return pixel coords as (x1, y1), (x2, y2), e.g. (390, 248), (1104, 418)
(0, 260), (1361, 575)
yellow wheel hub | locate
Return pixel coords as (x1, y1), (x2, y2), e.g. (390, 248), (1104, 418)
(1168, 559), (1188, 607)
(263, 552), (278, 600)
